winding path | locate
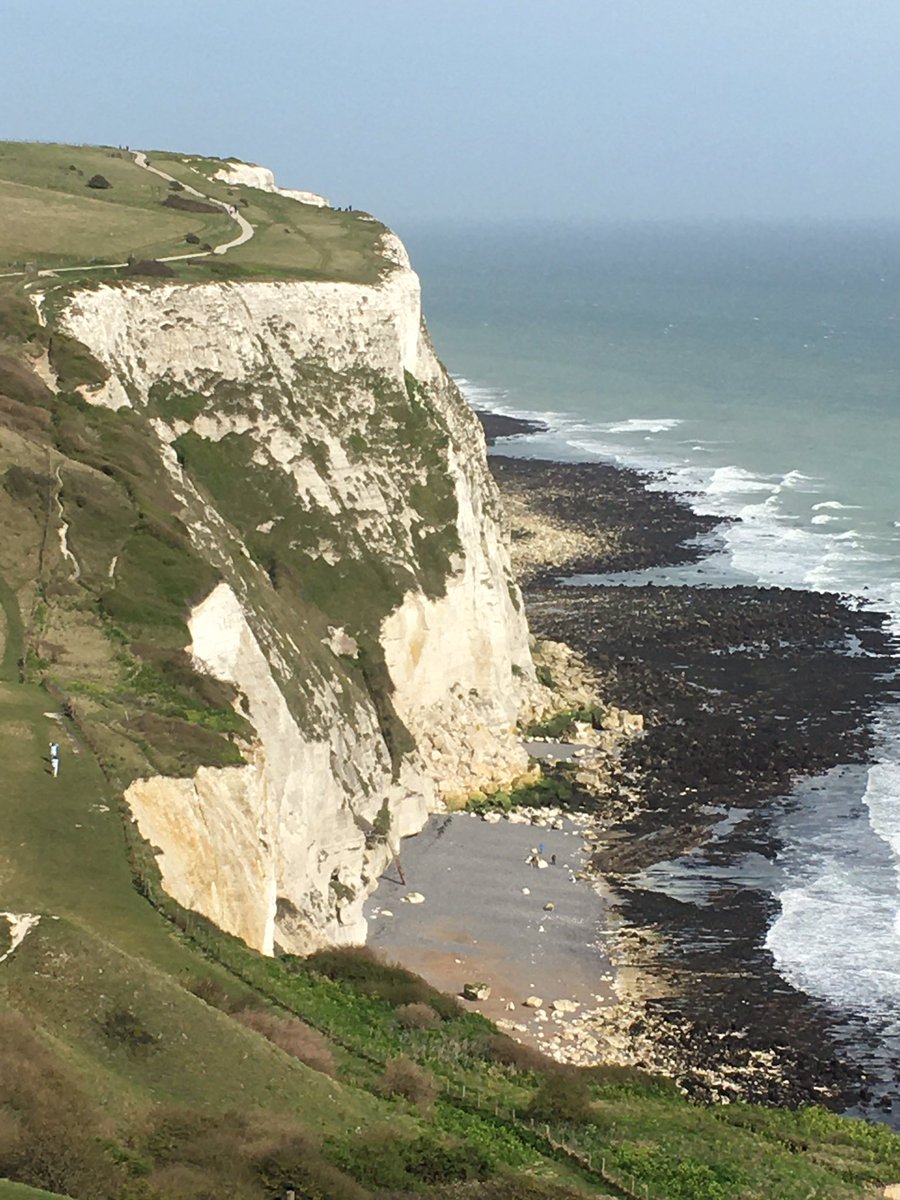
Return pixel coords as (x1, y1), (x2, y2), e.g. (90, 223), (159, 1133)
(132, 151), (254, 256)
(0, 150), (255, 279)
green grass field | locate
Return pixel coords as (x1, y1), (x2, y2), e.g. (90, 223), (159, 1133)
(0, 141), (391, 283)
(0, 143), (233, 269)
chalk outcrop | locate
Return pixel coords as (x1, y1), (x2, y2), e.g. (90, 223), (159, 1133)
(59, 228), (540, 953)
(212, 160), (330, 208)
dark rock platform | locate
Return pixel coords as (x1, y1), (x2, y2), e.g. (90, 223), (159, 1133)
(487, 445), (900, 1114)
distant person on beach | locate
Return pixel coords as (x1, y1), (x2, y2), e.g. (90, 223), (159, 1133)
(49, 741), (60, 778)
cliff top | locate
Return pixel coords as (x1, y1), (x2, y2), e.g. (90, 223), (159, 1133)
(0, 140), (392, 285)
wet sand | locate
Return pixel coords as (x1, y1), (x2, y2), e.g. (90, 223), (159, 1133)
(365, 813), (616, 1043)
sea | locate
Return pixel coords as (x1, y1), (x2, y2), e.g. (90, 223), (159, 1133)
(401, 218), (900, 1098)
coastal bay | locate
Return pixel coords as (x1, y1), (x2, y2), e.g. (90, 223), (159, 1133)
(493, 434), (900, 1118)
(368, 412), (900, 1119)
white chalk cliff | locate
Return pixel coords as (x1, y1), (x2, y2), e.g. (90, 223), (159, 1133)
(212, 160), (330, 208)
(57, 230), (541, 954)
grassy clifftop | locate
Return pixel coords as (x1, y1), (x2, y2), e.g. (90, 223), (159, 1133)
(0, 141), (389, 283)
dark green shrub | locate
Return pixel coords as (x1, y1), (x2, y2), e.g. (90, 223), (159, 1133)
(326, 1123), (491, 1190)
(185, 231), (200, 244)
(86, 173), (111, 188)
(479, 1032), (550, 1074)
(304, 945), (460, 1016)
(124, 258), (176, 277)
(100, 1007), (158, 1056)
(254, 1126), (367, 1199)
(527, 1068), (593, 1123)
(162, 193), (219, 213)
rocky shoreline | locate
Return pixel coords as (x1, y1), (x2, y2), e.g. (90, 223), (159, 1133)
(482, 417), (900, 1116)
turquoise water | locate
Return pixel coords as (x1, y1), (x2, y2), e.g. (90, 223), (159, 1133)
(402, 219), (900, 1039)
(403, 220), (900, 603)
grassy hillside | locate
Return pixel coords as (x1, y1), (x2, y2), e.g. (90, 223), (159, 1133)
(1, 143), (900, 1198)
(0, 141), (389, 283)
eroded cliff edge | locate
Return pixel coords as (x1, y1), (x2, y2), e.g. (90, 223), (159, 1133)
(44, 235), (542, 954)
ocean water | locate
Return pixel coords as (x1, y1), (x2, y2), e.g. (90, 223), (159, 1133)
(402, 219), (900, 1053)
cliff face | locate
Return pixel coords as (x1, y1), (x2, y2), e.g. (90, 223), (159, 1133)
(54, 239), (539, 953)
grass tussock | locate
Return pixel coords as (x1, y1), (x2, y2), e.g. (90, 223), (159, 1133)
(232, 1008), (337, 1077)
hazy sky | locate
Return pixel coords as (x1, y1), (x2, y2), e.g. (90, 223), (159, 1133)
(5, 0), (900, 227)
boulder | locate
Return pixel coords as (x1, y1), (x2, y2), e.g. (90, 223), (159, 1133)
(523, 996), (543, 1008)
(551, 999), (580, 1014)
(322, 626), (358, 658)
(462, 982), (491, 1001)
(404, 891), (425, 904)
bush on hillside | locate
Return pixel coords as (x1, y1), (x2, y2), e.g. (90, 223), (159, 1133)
(187, 973), (262, 1014)
(124, 258), (176, 278)
(326, 1122), (492, 1191)
(395, 1001), (441, 1030)
(144, 1105), (368, 1200)
(233, 1008), (336, 1077)
(162, 192), (219, 214)
(86, 174), (111, 189)
(184, 231), (200, 244)
(378, 1055), (438, 1110)
(527, 1067), (593, 1124)
(478, 1032), (550, 1074)
(303, 945), (460, 1017)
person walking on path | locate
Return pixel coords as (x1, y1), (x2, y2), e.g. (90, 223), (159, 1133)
(49, 741), (60, 778)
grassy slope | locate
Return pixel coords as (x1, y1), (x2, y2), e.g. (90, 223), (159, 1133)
(0, 680), (383, 1129)
(0, 1183), (68, 1200)
(0, 141), (389, 284)
(0, 142), (233, 269)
